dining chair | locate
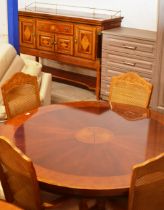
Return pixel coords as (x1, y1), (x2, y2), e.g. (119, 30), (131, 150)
(110, 102), (149, 121)
(1, 72), (41, 119)
(107, 153), (164, 210)
(109, 72), (153, 108)
(0, 136), (81, 210)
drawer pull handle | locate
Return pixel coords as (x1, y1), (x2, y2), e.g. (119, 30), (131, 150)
(123, 61), (136, 66)
(123, 45), (136, 50)
(74, 39), (77, 43)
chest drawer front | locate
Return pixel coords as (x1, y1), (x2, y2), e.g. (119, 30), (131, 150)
(102, 62), (152, 79)
(102, 48), (154, 62)
(103, 35), (156, 58)
(37, 20), (73, 35)
(102, 53), (153, 71)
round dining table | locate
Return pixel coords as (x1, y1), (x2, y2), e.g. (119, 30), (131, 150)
(0, 101), (164, 197)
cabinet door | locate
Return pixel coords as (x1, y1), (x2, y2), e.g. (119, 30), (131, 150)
(74, 25), (96, 60)
(37, 32), (55, 52)
(55, 34), (73, 55)
(19, 17), (36, 48)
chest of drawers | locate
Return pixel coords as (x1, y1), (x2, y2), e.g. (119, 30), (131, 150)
(100, 27), (156, 100)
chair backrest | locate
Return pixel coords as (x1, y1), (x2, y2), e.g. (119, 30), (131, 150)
(129, 153), (164, 210)
(0, 136), (42, 210)
(1, 72), (41, 119)
(109, 72), (153, 108)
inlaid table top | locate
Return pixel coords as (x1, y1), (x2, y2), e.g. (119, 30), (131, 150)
(0, 101), (164, 197)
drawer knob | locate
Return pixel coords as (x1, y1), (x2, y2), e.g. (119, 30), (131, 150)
(51, 25), (56, 31)
(64, 27), (69, 31)
(123, 45), (136, 50)
(123, 61), (136, 66)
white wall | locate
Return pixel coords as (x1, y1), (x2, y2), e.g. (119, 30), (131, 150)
(0, 1), (8, 37)
(0, 0), (158, 39)
(18, 0), (158, 31)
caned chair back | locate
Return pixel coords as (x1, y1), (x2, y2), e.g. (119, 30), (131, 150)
(0, 136), (42, 210)
(129, 153), (164, 210)
(109, 72), (153, 108)
(1, 72), (41, 119)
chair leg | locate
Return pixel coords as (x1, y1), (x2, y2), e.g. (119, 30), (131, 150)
(95, 198), (106, 210)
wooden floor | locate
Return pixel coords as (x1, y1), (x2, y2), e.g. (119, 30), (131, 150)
(51, 81), (96, 103)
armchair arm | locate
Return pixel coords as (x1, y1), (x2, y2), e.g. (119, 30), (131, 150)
(39, 72), (52, 106)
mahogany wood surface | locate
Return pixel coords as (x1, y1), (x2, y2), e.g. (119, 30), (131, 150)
(0, 101), (164, 197)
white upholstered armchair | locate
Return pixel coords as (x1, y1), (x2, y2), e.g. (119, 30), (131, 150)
(0, 43), (52, 120)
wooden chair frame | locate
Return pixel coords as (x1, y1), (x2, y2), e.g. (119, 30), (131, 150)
(1, 72), (41, 119)
(109, 72), (153, 108)
(0, 136), (74, 210)
(0, 136), (42, 210)
(128, 153), (164, 210)
(107, 153), (164, 210)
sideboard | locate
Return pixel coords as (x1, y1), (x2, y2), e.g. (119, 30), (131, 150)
(18, 6), (123, 98)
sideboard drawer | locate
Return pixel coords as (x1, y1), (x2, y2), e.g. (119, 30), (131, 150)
(37, 20), (74, 35)
(37, 32), (55, 52)
(55, 22), (74, 35)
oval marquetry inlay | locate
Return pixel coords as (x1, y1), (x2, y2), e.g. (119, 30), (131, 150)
(75, 127), (113, 144)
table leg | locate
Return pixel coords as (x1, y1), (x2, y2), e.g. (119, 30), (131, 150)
(79, 199), (89, 210)
(89, 198), (106, 210)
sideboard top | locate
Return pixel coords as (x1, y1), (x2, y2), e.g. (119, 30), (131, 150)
(19, 4), (123, 26)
